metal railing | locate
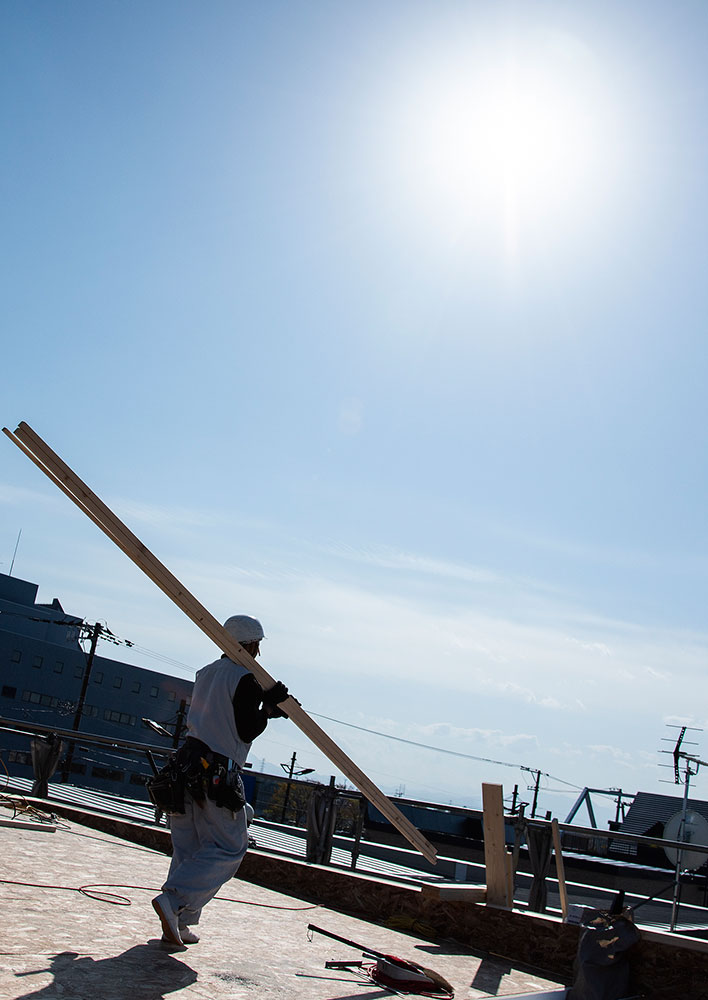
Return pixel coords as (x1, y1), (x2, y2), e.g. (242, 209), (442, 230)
(3, 715), (708, 934)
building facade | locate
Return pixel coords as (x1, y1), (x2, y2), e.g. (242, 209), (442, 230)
(0, 571), (193, 798)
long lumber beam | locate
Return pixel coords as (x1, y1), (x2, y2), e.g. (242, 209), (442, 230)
(3, 422), (437, 865)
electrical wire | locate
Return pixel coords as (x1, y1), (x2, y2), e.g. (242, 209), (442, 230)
(0, 787), (70, 829)
(309, 712), (583, 791)
(0, 878), (318, 910)
(122, 644), (193, 672)
(3, 603), (586, 794)
(0, 608), (191, 670)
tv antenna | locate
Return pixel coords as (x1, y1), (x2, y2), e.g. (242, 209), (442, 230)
(9, 528), (21, 576)
(658, 725), (708, 931)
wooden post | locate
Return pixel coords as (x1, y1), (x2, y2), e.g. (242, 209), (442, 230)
(551, 818), (569, 920)
(482, 783), (510, 907)
(4, 422), (437, 864)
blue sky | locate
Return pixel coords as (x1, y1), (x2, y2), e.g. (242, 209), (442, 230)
(2, 2), (708, 824)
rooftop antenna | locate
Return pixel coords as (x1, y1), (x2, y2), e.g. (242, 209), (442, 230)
(658, 724), (707, 931)
(8, 529), (21, 576)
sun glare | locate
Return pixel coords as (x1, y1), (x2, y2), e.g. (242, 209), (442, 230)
(380, 32), (622, 261)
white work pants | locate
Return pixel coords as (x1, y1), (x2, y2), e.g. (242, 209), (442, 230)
(162, 793), (248, 926)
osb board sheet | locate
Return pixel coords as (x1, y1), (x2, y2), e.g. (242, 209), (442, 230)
(0, 817), (565, 1000)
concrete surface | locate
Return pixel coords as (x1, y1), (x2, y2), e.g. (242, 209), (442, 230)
(0, 810), (566, 1000)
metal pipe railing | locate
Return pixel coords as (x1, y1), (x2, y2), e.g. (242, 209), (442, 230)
(0, 714), (173, 757)
(522, 815), (708, 858)
(3, 716), (706, 865)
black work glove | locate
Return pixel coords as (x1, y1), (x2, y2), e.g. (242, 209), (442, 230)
(262, 680), (289, 718)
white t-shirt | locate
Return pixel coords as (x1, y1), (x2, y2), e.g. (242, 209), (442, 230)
(185, 657), (253, 765)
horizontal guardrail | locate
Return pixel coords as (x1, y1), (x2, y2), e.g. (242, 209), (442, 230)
(4, 715), (708, 858)
(0, 714), (174, 756)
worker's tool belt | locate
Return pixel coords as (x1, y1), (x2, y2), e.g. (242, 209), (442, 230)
(146, 755), (186, 815)
(146, 737), (245, 815)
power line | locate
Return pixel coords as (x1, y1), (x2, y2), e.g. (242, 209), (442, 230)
(0, 608), (192, 671)
(122, 644), (192, 672)
(0, 609), (81, 627)
(2, 606), (585, 795)
(308, 711), (582, 791)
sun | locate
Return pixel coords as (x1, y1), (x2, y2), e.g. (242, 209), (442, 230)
(377, 32), (621, 260)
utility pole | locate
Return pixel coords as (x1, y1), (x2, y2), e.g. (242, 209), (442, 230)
(614, 788), (624, 826)
(510, 784), (519, 815)
(61, 621), (102, 783)
(280, 751), (314, 823)
(281, 752), (297, 823)
(529, 769), (541, 819)
(173, 699), (187, 748)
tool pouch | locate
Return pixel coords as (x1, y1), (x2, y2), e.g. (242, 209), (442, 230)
(208, 763), (246, 812)
(146, 757), (186, 815)
(156, 738), (246, 812)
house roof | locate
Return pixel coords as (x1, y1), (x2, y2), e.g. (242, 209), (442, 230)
(620, 791), (708, 836)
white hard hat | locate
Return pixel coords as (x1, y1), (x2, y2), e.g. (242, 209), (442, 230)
(223, 614), (265, 644)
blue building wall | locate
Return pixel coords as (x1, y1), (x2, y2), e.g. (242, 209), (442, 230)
(0, 571), (194, 798)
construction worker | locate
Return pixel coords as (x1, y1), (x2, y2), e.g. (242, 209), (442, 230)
(152, 614), (289, 945)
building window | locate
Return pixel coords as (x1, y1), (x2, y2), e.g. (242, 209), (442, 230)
(132, 681), (141, 694)
(167, 691), (176, 702)
(93, 672), (103, 685)
(91, 766), (123, 782)
(1, 686), (16, 699)
(74, 666), (84, 679)
(54, 661), (64, 674)
(9, 750), (32, 765)
(113, 676), (122, 689)
(32, 655), (43, 668)
(150, 686), (158, 698)
(129, 773), (148, 785)
(11, 650), (22, 663)
(27, 691), (41, 704)
(103, 708), (134, 725)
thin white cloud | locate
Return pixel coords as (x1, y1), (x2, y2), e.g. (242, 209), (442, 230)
(337, 398), (364, 435)
(485, 516), (708, 578)
(418, 722), (539, 753)
(163, 542), (708, 718)
(112, 498), (222, 530)
(565, 636), (612, 656)
(6, 480), (708, 809)
(0, 481), (65, 510)
(586, 744), (638, 766)
(323, 541), (528, 589)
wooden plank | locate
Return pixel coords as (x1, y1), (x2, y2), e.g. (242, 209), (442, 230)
(0, 818), (56, 831)
(551, 818), (568, 920)
(482, 782), (509, 907)
(3, 422), (437, 865)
